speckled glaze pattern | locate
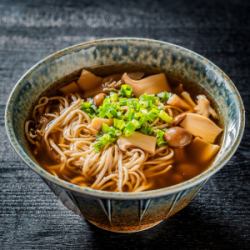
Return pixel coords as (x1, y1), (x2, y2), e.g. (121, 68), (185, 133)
(5, 38), (245, 232)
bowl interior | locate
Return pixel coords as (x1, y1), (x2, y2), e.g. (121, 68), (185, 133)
(5, 38), (244, 198)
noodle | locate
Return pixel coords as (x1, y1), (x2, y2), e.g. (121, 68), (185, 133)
(26, 70), (222, 192)
(26, 94), (174, 192)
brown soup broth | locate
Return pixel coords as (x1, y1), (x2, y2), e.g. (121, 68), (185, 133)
(28, 64), (223, 191)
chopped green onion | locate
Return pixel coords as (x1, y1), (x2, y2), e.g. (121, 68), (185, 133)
(87, 84), (174, 150)
(139, 94), (158, 108)
(110, 93), (118, 102)
(155, 129), (167, 146)
(125, 108), (135, 121)
(140, 124), (153, 135)
(119, 98), (128, 106)
(123, 121), (138, 137)
(146, 108), (160, 122)
(157, 91), (171, 102)
(119, 84), (133, 97)
(113, 119), (125, 130)
(94, 134), (116, 152)
(98, 98), (119, 118)
(101, 123), (110, 133)
(81, 101), (97, 116)
(159, 110), (173, 123)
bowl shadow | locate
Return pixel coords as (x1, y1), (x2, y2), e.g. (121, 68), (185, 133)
(82, 203), (248, 250)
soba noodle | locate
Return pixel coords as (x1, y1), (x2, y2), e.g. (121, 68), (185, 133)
(26, 94), (175, 192)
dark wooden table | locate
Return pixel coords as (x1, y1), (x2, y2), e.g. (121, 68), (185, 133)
(0, 0), (249, 249)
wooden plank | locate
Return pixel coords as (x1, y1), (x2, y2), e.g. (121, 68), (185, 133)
(0, 0), (249, 249)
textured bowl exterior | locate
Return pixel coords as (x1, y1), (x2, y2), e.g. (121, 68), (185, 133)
(44, 178), (207, 232)
(5, 38), (245, 232)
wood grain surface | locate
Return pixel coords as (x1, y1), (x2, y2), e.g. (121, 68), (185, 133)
(0, 0), (249, 249)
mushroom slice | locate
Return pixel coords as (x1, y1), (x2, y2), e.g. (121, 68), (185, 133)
(181, 91), (196, 108)
(77, 70), (102, 91)
(194, 95), (218, 119)
(122, 73), (171, 97)
(167, 94), (193, 110)
(127, 72), (144, 80)
(180, 113), (222, 143)
(187, 137), (220, 163)
(164, 127), (192, 148)
(117, 132), (156, 154)
(172, 113), (187, 126)
(59, 81), (80, 94)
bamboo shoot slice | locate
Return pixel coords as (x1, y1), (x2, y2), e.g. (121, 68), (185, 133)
(180, 113), (222, 143)
(59, 81), (80, 94)
(117, 132), (156, 154)
(77, 70), (102, 91)
(187, 137), (220, 163)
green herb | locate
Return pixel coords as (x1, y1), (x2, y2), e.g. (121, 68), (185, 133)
(113, 119), (125, 130)
(94, 134), (116, 151)
(159, 110), (173, 123)
(110, 92), (118, 102)
(119, 98), (128, 106)
(101, 124), (121, 137)
(98, 98), (120, 118)
(81, 101), (97, 116)
(123, 120), (139, 137)
(146, 108), (160, 122)
(101, 123), (110, 133)
(139, 94), (158, 108)
(155, 129), (167, 146)
(94, 124), (121, 151)
(140, 124), (153, 135)
(124, 108), (135, 121)
(119, 84), (133, 97)
(157, 91), (171, 102)
(89, 85), (173, 151)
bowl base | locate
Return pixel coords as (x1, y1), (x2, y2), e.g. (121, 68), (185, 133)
(87, 219), (163, 233)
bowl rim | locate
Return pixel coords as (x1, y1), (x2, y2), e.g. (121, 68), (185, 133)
(5, 37), (245, 200)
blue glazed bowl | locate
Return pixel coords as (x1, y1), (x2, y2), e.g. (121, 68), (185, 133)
(5, 38), (245, 232)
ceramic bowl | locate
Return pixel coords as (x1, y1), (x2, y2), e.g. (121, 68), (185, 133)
(5, 38), (245, 233)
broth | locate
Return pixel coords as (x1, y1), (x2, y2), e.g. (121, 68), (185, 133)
(26, 65), (223, 192)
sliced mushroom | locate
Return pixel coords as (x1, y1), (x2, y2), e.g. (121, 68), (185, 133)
(181, 91), (196, 108)
(117, 132), (156, 154)
(167, 94), (193, 110)
(187, 137), (220, 163)
(164, 127), (192, 148)
(122, 73), (171, 97)
(194, 95), (218, 119)
(180, 113), (222, 143)
(127, 72), (144, 80)
(77, 70), (102, 91)
(90, 118), (113, 131)
(59, 81), (80, 94)
(93, 93), (106, 106)
(172, 113), (187, 126)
